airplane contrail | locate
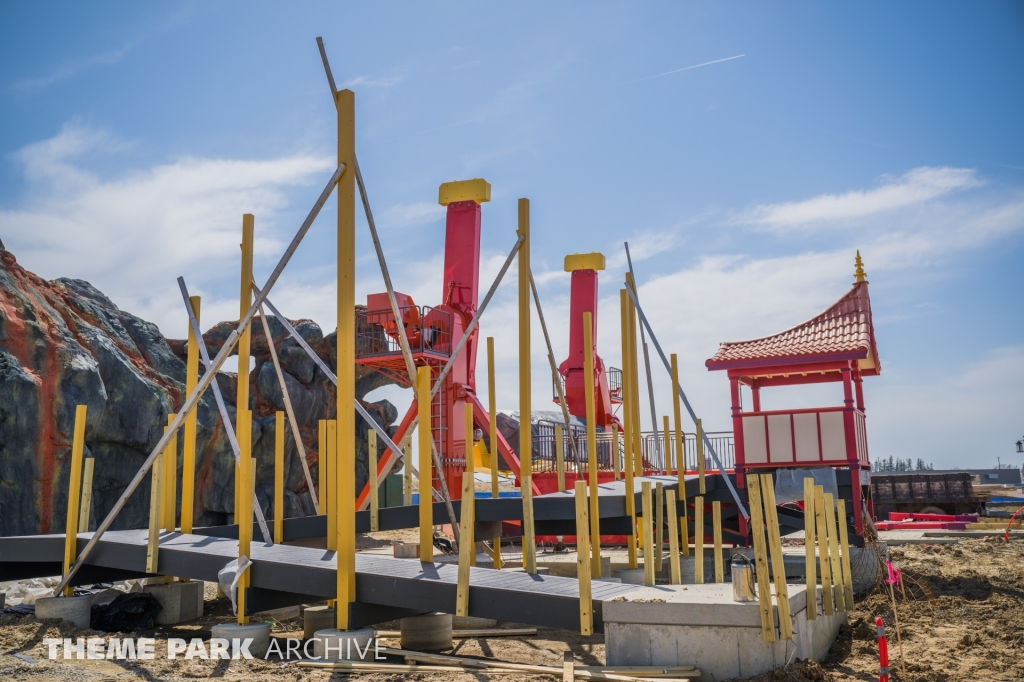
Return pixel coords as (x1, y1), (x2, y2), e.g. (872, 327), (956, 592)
(631, 54), (746, 83)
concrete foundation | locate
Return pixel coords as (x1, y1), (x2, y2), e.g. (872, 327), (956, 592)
(538, 553), (611, 578)
(303, 605), (335, 639)
(400, 612), (453, 651)
(312, 627), (376, 660)
(143, 580), (204, 625)
(211, 622), (272, 658)
(603, 583), (845, 682)
(35, 595), (92, 628)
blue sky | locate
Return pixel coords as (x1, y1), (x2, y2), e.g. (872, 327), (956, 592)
(1, 2), (1022, 469)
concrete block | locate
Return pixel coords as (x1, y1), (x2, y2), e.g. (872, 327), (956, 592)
(144, 581), (202, 625)
(35, 595), (92, 628)
(211, 622), (271, 659)
(400, 612), (452, 651)
(303, 605), (335, 639)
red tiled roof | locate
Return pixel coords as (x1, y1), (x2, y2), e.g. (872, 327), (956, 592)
(706, 281), (879, 373)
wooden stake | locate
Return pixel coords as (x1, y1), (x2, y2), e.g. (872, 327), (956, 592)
(836, 498), (855, 607)
(662, 416), (671, 475)
(693, 496), (704, 584)
(318, 420), (328, 515)
(642, 481), (655, 586)
(237, 412), (253, 625)
(274, 411), (284, 543)
(712, 500), (723, 584)
(655, 482), (664, 570)
(235, 215), (254, 521)
(814, 485), (834, 616)
(620, 290), (637, 570)
(582, 311), (601, 578)
(759, 473), (792, 640)
(555, 423), (566, 492)
(666, 490), (681, 584)
(486, 337), (502, 569)
(369, 428), (379, 532)
(804, 477), (817, 620)
(181, 295), (201, 532)
(696, 418), (705, 495)
(612, 423), (620, 481)
(574, 480), (593, 635)
(326, 419), (337, 551)
(823, 492), (846, 612)
(145, 450), (163, 576)
(456, 403), (476, 616)
(403, 436), (413, 506)
(745, 474), (776, 642)
(518, 198), (537, 575)
(78, 458), (94, 534)
(670, 354), (684, 482)
(417, 366), (434, 563)
(563, 652), (574, 682)
(62, 405), (87, 596)
(162, 413), (178, 532)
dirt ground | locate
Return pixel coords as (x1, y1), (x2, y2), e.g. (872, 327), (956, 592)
(1, 536), (1021, 681)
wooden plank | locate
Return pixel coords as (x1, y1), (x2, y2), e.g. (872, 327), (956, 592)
(814, 485), (834, 615)
(564, 651), (574, 682)
(417, 367), (433, 563)
(275, 411), (284, 543)
(693, 497), (704, 585)
(759, 473), (792, 640)
(574, 480), (593, 635)
(823, 492), (846, 612)
(318, 420), (327, 516)
(145, 452), (163, 575)
(61, 405), (88, 596)
(745, 475), (775, 642)
(583, 313), (602, 579)
(369, 428), (379, 532)
(665, 490), (681, 584)
(403, 436), (413, 506)
(78, 458), (94, 534)
(162, 413), (178, 532)
(642, 482), (655, 586)
(326, 419), (337, 552)
(655, 482), (664, 570)
(712, 500), (723, 584)
(836, 498), (855, 608)
(803, 477), (817, 620)
(456, 402), (476, 616)
(556, 423), (566, 492)
(696, 419), (706, 494)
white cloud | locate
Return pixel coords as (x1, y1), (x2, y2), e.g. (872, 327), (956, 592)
(607, 229), (682, 269)
(14, 43), (135, 92)
(340, 74), (402, 89)
(0, 124), (333, 337)
(378, 201), (444, 231)
(742, 166), (984, 229)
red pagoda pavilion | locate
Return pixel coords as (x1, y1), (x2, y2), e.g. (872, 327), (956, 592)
(706, 253), (880, 536)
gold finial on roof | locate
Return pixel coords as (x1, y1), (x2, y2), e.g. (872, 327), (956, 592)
(854, 250), (867, 283)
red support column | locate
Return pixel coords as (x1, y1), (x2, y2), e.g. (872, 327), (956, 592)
(842, 365), (865, 536)
(751, 381), (761, 412)
(730, 375), (749, 543)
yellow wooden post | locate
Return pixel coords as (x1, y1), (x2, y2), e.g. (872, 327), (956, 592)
(162, 413), (178, 532)
(670, 353), (688, 556)
(235, 215), (254, 521)
(625, 277), (643, 478)
(620, 290), (637, 570)
(746, 475), (776, 642)
(456, 402), (476, 616)
(824, 493), (846, 612)
(518, 198), (537, 575)
(665, 490), (681, 584)
(814, 485), (834, 616)
(78, 458), (94, 534)
(417, 366), (434, 563)
(274, 411), (285, 544)
(318, 420), (327, 516)
(837, 499), (855, 608)
(655, 482), (664, 570)
(326, 419), (337, 550)
(335, 86), (358, 631)
(555, 423), (566, 492)
(712, 500), (724, 583)
(582, 311), (601, 578)
(694, 497), (704, 584)
(574, 480), (593, 635)
(145, 450), (163, 576)
(486, 337), (502, 569)
(62, 405), (87, 596)
(611, 423), (620, 481)
(181, 295), (201, 535)
(804, 477), (817, 620)
(369, 428), (379, 532)
(696, 418), (705, 495)
(760, 473), (793, 639)
(403, 436), (413, 506)
(236, 410), (252, 625)
(641, 481), (655, 586)
(662, 416), (671, 475)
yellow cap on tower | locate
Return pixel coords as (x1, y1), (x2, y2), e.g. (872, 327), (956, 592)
(564, 252), (606, 273)
(438, 178), (491, 206)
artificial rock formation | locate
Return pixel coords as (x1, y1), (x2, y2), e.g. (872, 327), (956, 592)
(0, 246), (402, 537)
